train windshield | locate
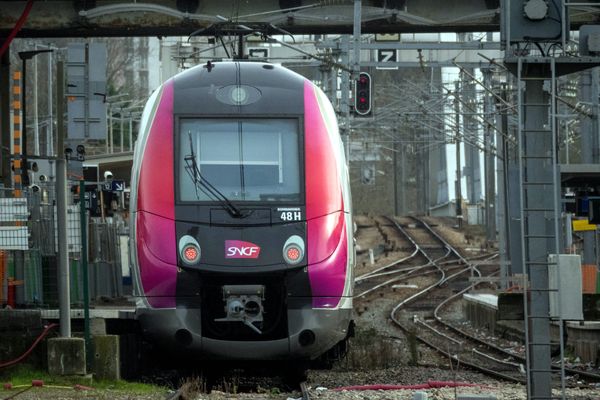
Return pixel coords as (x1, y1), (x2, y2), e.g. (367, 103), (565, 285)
(179, 118), (301, 203)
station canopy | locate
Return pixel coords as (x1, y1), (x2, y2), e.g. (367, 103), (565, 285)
(0, 0), (597, 38)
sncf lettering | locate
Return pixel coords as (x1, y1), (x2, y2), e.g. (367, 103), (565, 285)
(225, 240), (261, 259)
(227, 247), (259, 257)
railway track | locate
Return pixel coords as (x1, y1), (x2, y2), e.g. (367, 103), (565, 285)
(381, 215), (600, 387)
(355, 216), (453, 299)
(354, 216), (494, 300)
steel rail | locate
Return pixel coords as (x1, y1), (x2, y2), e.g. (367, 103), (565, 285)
(433, 262), (600, 383)
(355, 215), (453, 298)
(413, 225), (600, 385)
(355, 215), (421, 281)
(410, 216), (471, 265)
(388, 220), (527, 383)
(389, 267), (526, 383)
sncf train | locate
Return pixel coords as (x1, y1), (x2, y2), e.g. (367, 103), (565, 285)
(129, 61), (354, 362)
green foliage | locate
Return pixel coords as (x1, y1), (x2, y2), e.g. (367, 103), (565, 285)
(0, 364), (165, 394)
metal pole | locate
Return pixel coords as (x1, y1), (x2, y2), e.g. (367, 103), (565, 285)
(565, 122), (570, 164)
(106, 105), (111, 154)
(56, 158), (70, 337)
(424, 126), (430, 215)
(352, 0), (361, 77)
(100, 190), (105, 221)
(20, 57), (28, 186)
(454, 81), (463, 227)
(580, 69), (597, 264)
(393, 138), (398, 215)
(341, 35), (351, 163)
(84, 43), (90, 139)
(594, 68), (600, 162)
(79, 179), (91, 366)
(57, 61), (64, 181)
(56, 61), (71, 337)
(518, 59), (553, 398)
(120, 111), (124, 152)
(128, 115), (133, 151)
(47, 49), (53, 157)
(109, 109), (113, 154)
(498, 84), (511, 284)
(33, 46), (39, 156)
(483, 69), (496, 242)
(400, 144), (406, 214)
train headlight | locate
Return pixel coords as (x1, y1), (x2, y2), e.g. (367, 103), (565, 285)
(230, 87), (248, 104)
(179, 235), (201, 265)
(283, 235), (305, 265)
(216, 85), (262, 106)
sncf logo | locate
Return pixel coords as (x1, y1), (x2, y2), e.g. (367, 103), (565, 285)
(225, 240), (261, 259)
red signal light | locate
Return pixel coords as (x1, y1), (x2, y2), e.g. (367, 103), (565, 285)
(355, 72), (372, 116)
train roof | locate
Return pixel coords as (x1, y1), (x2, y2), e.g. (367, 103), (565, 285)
(169, 61), (308, 115)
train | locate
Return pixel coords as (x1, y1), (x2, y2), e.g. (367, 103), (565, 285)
(129, 61), (354, 363)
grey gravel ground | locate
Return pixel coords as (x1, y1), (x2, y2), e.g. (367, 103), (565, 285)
(3, 377), (599, 400)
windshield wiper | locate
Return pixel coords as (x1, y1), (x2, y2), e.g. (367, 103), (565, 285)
(184, 131), (245, 218)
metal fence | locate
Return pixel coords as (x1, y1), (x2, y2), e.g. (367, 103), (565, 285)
(0, 184), (127, 308)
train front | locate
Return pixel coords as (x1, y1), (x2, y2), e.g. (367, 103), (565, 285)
(130, 62), (354, 360)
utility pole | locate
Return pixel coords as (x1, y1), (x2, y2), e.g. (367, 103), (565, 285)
(352, 0), (361, 78)
(341, 35), (351, 162)
(454, 80), (463, 227)
(33, 46), (39, 156)
(580, 68), (599, 264)
(47, 49), (54, 157)
(483, 69), (496, 242)
(393, 137), (398, 215)
(56, 61), (71, 337)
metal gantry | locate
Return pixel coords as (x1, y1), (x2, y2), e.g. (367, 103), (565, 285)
(516, 57), (563, 399)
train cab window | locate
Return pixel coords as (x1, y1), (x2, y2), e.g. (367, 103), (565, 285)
(179, 118), (301, 203)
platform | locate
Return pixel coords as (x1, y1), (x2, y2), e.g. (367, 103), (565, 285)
(463, 293), (600, 364)
(40, 307), (135, 320)
(560, 163), (600, 187)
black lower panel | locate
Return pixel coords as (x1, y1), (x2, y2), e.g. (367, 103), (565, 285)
(176, 265), (312, 342)
(176, 269), (291, 341)
(199, 273), (288, 341)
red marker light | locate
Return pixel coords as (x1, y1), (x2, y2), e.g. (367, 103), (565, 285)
(179, 235), (201, 265)
(286, 247), (300, 261)
(283, 235), (305, 265)
(183, 245), (199, 263)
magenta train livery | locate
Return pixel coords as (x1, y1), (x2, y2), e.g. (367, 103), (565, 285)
(130, 62), (354, 361)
